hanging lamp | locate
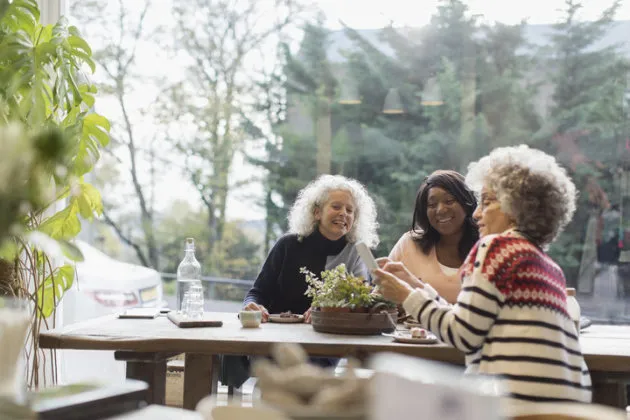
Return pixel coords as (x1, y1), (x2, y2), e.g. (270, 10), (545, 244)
(419, 76), (444, 106)
(382, 88), (404, 114)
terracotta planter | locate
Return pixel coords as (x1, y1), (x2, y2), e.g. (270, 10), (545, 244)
(311, 308), (398, 335)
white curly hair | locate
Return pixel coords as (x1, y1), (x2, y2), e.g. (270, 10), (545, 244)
(287, 174), (379, 248)
(465, 144), (577, 247)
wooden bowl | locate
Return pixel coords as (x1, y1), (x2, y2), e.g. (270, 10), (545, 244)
(310, 308), (397, 335)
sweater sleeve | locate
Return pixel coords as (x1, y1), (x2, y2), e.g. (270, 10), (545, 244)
(402, 235), (507, 353)
(243, 236), (288, 308)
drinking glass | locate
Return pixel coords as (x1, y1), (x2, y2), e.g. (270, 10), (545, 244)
(0, 296), (30, 405)
(180, 292), (191, 317)
(186, 283), (204, 319)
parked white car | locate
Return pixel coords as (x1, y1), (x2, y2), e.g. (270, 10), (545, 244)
(60, 240), (163, 385)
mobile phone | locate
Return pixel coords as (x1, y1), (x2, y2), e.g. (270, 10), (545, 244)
(355, 242), (378, 271)
(117, 308), (159, 319)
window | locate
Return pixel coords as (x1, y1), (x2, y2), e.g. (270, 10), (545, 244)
(67, 0), (630, 325)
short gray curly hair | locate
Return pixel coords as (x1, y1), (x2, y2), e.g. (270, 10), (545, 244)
(465, 144), (577, 247)
(288, 174), (379, 248)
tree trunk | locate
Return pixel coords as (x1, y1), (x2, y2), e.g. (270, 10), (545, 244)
(264, 187), (273, 256)
(141, 213), (159, 270)
(316, 97), (332, 175)
(458, 43), (476, 171)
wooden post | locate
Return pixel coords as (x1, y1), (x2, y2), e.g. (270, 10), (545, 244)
(183, 353), (220, 410)
(590, 372), (629, 408)
(115, 351), (177, 405)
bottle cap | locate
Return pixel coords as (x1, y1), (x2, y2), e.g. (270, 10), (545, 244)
(185, 238), (195, 251)
(566, 287), (576, 296)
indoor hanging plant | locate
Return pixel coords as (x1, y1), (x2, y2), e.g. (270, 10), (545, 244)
(302, 264), (397, 335)
(0, 0), (110, 388)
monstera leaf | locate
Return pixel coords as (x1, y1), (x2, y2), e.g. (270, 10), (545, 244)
(0, 0), (109, 323)
(36, 263), (75, 318)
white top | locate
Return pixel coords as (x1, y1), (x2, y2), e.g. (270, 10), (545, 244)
(388, 232), (462, 303)
(438, 262), (459, 276)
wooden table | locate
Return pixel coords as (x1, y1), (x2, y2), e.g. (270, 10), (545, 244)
(105, 405), (204, 419)
(39, 312), (630, 410)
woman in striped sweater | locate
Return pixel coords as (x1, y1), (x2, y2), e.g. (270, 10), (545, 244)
(374, 145), (592, 403)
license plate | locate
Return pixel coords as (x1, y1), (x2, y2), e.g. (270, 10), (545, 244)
(140, 286), (158, 302)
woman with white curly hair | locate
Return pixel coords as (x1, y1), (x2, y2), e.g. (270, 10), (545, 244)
(243, 174), (379, 322)
(219, 175), (379, 390)
(373, 145), (592, 403)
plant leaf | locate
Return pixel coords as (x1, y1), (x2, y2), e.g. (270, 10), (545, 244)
(0, 240), (19, 261)
(37, 201), (81, 240)
(73, 112), (110, 175)
(37, 263), (74, 318)
(58, 240), (84, 261)
(74, 182), (103, 219)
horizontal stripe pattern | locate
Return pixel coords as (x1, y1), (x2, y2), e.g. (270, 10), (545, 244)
(402, 231), (592, 403)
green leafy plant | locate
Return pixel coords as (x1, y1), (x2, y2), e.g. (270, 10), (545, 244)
(302, 264), (395, 310)
(0, 0), (110, 388)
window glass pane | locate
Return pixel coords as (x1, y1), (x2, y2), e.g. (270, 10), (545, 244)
(67, 0), (630, 327)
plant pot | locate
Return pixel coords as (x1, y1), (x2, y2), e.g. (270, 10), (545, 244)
(319, 307), (351, 313)
(317, 306), (369, 313)
(311, 308), (398, 335)
(351, 306), (369, 313)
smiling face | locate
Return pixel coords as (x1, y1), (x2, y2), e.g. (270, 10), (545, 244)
(426, 187), (467, 238)
(473, 186), (515, 237)
(314, 189), (356, 241)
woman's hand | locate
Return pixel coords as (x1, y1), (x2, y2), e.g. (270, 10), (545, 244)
(381, 261), (423, 289)
(243, 302), (270, 322)
(376, 257), (392, 268)
(303, 307), (312, 324)
(372, 269), (414, 305)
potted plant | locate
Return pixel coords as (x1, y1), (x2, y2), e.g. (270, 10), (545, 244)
(302, 264), (397, 335)
(0, 0), (110, 389)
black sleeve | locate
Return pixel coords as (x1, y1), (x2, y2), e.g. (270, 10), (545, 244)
(242, 236), (288, 308)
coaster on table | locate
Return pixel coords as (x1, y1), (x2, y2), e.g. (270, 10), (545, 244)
(167, 312), (223, 328)
(268, 314), (305, 323)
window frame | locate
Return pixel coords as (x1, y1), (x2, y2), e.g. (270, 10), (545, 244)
(37, 0), (66, 25)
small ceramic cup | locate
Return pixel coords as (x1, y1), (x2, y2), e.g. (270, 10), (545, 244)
(239, 310), (262, 328)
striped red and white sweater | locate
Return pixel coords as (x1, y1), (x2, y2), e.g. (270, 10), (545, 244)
(402, 229), (592, 403)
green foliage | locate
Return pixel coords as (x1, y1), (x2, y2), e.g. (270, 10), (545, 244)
(36, 263), (74, 318)
(256, 4), (539, 256)
(38, 182), (103, 242)
(302, 264), (385, 309)
(157, 201), (262, 280)
(0, 0), (109, 321)
(543, 0), (629, 286)
(251, 0), (630, 299)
